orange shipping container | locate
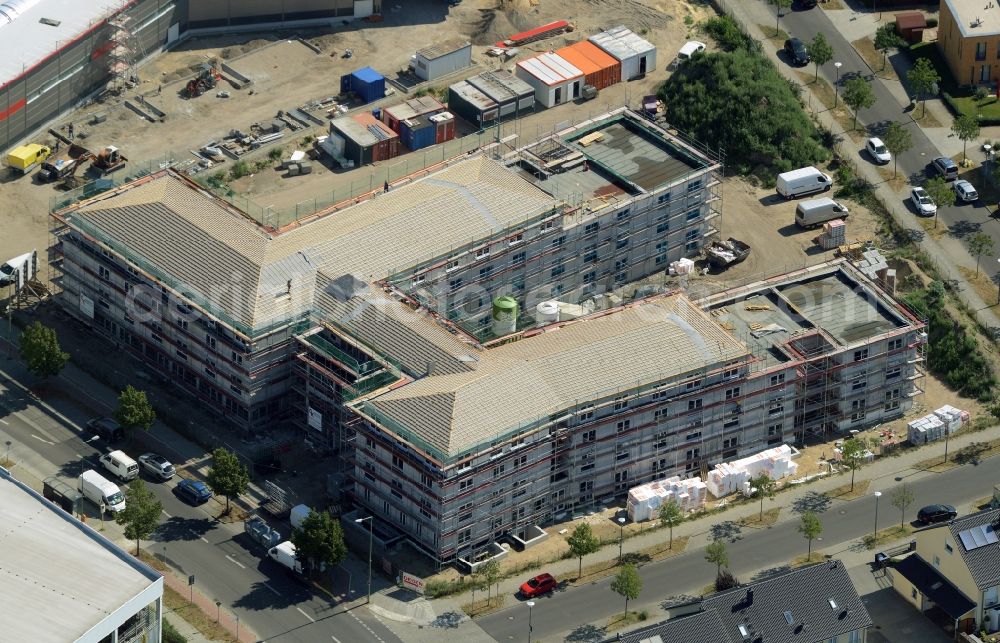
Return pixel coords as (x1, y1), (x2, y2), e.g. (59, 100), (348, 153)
(554, 41), (621, 90)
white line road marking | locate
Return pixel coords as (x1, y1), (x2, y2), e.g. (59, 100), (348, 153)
(0, 419), (8, 425)
(161, 509), (172, 518)
(30, 434), (54, 445)
(263, 583), (281, 596)
(225, 555), (246, 569)
(349, 611), (387, 643)
(189, 530), (209, 543)
(296, 607), (316, 623)
(331, 636), (342, 643)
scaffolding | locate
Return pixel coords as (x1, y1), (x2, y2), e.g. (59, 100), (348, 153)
(106, 3), (145, 95)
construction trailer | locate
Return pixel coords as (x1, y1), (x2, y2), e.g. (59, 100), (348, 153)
(515, 52), (584, 108)
(465, 71), (535, 120)
(554, 41), (622, 90)
(326, 112), (399, 166)
(447, 81), (499, 128)
(412, 39), (472, 81)
(380, 96), (446, 134)
(588, 25), (657, 80)
(398, 111), (455, 151)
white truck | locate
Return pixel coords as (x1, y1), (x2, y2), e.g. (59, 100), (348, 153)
(776, 166), (832, 199)
(78, 469), (126, 514)
(267, 541), (303, 574)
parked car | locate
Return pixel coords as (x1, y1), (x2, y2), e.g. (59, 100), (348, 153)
(519, 572), (558, 598)
(783, 38), (810, 66)
(917, 504), (957, 524)
(174, 479), (212, 505)
(931, 156), (959, 181)
(795, 0), (818, 7)
(86, 417), (123, 442)
(676, 41), (706, 65)
(138, 453), (175, 481)
(953, 179), (979, 202)
(865, 137), (891, 165)
(909, 186), (937, 216)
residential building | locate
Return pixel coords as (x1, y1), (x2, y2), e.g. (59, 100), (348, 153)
(0, 467), (163, 642)
(939, 0), (1000, 87)
(888, 507), (1000, 635)
(611, 560), (872, 643)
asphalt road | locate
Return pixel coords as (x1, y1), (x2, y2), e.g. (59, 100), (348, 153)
(0, 364), (400, 643)
(478, 456), (999, 642)
(775, 4), (1000, 303)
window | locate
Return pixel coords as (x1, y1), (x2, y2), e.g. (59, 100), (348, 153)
(888, 337), (903, 351)
(852, 378), (867, 391)
(616, 447), (630, 461)
(886, 366), (902, 380)
(616, 419), (630, 433)
(686, 448), (700, 461)
(580, 453), (595, 471)
(686, 240), (699, 253)
(768, 401), (784, 415)
(584, 222), (599, 235)
(977, 42), (987, 61)
(854, 348), (869, 362)
(446, 259), (460, 272)
(579, 405), (594, 421)
(551, 265), (565, 278)
(685, 228), (699, 241)
(617, 209), (630, 220)
(885, 389), (901, 401)
(509, 233), (523, 245)
(511, 251), (525, 265)
(614, 395), (628, 410)
(584, 251), (598, 263)
(551, 235), (566, 247)
(413, 273), (425, 284)
(658, 192), (671, 204)
(770, 373), (785, 386)
(392, 454), (404, 471)
(390, 479), (404, 499)
(615, 470), (629, 483)
(616, 233), (629, 249)
(688, 399), (703, 411)
(512, 480), (528, 498)
(459, 478), (474, 491)
(884, 400), (900, 412)
(686, 379), (701, 390)
(449, 278), (463, 290)
(457, 528), (472, 544)
(583, 270), (597, 283)
(581, 429), (596, 443)
(767, 423), (782, 436)
(723, 367), (739, 379)
(688, 179), (702, 192)
(615, 258), (628, 271)
(686, 208), (700, 221)
(176, 350), (188, 361)
(851, 399), (867, 423)
(653, 458), (668, 471)
(654, 408), (666, 422)
(579, 480), (594, 494)
(654, 431), (668, 449)
(420, 473), (432, 488)
(615, 272), (627, 284)
(475, 246), (490, 259)
(723, 436), (738, 449)
(685, 431), (702, 441)
(479, 266), (493, 279)
(98, 265), (110, 280)
(725, 386), (741, 400)
(493, 464), (505, 478)
(540, 219), (556, 231)
(945, 541), (953, 554)
(657, 221), (670, 234)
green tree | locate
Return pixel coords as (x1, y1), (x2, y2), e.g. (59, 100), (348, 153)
(705, 539), (729, 576)
(480, 558), (501, 606)
(115, 478), (162, 555)
(748, 472), (776, 520)
(290, 509), (347, 576)
(968, 233), (995, 276)
(907, 57), (940, 118)
(567, 522), (601, 578)
(924, 176), (956, 229)
(952, 114), (981, 163)
(162, 619), (188, 643)
(18, 321), (69, 378)
(840, 436), (874, 492)
(660, 49), (829, 176)
(610, 563), (642, 618)
(206, 447), (249, 514)
(468, 564), (484, 607)
(883, 121), (912, 178)
(890, 484), (915, 529)
(115, 385), (156, 433)
(658, 499), (684, 549)
(873, 23), (904, 70)
(810, 33), (833, 82)
(797, 511), (823, 561)
(843, 77), (877, 130)
(770, 0), (792, 35)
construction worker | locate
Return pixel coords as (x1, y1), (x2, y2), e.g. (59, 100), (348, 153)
(67, 122), (74, 140)
(157, 84), (162, 95)
(384, 180), (390, 193)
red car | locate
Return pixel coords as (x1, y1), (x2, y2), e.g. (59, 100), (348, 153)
(519, 573), (558, 598)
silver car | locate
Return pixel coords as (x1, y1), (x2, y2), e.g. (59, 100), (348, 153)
(953, 179), (979, 203)
(138, 453), (175, 481)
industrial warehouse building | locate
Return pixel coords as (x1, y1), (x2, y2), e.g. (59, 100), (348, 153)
(0, 0), (379, 153)
(0, 467), (164, 642)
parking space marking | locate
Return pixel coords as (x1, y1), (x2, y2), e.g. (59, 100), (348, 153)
(30, 434), (54, 445)
(161, 509), (172, 518)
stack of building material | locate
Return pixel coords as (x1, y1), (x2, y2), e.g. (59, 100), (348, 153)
(855, 248), (889, 281)
(907, 413), (946, 445)
(669, 257), (695, 276)
(876, 267), (897, 295)
(817, 219), (846, 250)
(706, 445), (799, 498)
(627, 475), (708, 522)
(933, 405), (969, 433)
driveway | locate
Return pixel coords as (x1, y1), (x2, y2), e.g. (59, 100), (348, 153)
(861, 587), (953, 643)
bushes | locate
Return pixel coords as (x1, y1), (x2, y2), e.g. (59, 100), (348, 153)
(926, 17), (938, 28)
(701, 15), (758, 53)
(162, 619), (187, 643)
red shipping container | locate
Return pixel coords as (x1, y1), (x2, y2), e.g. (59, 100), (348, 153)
(433, 112), (456, 144)
(554, 41), (621, 90)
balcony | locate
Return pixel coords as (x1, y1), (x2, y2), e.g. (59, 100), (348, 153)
(303, 334), (380, 377)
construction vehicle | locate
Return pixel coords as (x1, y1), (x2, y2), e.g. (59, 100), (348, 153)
(7, 143), (52, 175)
(37, 144), (93, 183)
(184, 63), (221, 98)
(91, 146), (128, 175)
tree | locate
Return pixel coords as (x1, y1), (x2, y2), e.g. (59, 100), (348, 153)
(162, 619), (187, 643)
(924, 176), (956, 228)
(952, 114), (981, 163)
(610, 563), (642, 618)
(468, 564), (484, 607)
(797, 511), (823, 561)
(748, 472), (776, 520)
(891, 484), (915, 529)
(715, 569), (740, 591)
(883, 121), (912, 178)
(115, 478), (162, 555)
(480, 558), (501, 606)
(843, 77), (877, 130)
(840, 437), (874, 492)
(115, 385), (156, 432)
(770, 0), (792, 36)
(567, 522), (601, 578)
(291, 510), (346, 576)
(206, 447), (249, 514)
(968, 233), (995, 277)
(907, 57), (940, 118)
(873, 23), (904, 71)
(810, 33), (833, 82)
(658, 499), (684, 549)
(18, 321), (69, 378)
(705, 539), (729, 577)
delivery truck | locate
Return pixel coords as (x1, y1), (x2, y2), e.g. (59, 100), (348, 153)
(794, 198), (850, 228)
(267, 540), (303, 574)
(776, 166), (832, 199)
(78, 469), (126, 514)
(7, 143), (52, 175)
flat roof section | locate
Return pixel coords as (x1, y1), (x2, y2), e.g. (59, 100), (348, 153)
(942, 0), (1000, 37)
(569, 118), (707, 192)
(466, 70), (534, 103)
(416, 38), (470, 60)
(705, 291), (811, 367)
(0, 469), (161, 642)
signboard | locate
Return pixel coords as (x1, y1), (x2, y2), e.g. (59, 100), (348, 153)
(399, 571), (425, 595)
(79, 294), (94, 319)
(188, 575), (195, 586)
(307, 407), (322, 432)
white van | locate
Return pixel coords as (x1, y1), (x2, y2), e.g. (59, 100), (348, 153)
(795, 198), (849, 228)
(78, 469), (126, 513)
(99, 450), (139, 482)
(776, 166), (832, 199)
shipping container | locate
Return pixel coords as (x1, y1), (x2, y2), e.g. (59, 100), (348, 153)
(466, 70), (535, 118)
(448, 80), (499, 128)
(339, 66), (386, 104)
(400, 115), (437, 151)
(329, 112), (400, 165)
(515, 53), (584, 107)
(589, 26), (657, 80)
(554, 41), (621, 90)
(381, 96), (445, 133)
(432, 112), (456, 144)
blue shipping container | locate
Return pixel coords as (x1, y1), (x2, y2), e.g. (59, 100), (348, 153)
(400, 118), (436, 151)
(346, 66), (385, 104)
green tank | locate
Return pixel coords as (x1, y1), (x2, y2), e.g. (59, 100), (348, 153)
(491, 296), (518, 335)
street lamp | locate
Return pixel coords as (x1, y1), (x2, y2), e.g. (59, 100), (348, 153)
(526, 600), (536, 643)
(355, 516), (374, 604)
(618, 517), (626, 563)
(834, 62), (843, 107)
(4, 440), (11, 465)
(236, 614), (240, 641)
(873, 491), (883, 543)
(215, 600), (221, 623)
